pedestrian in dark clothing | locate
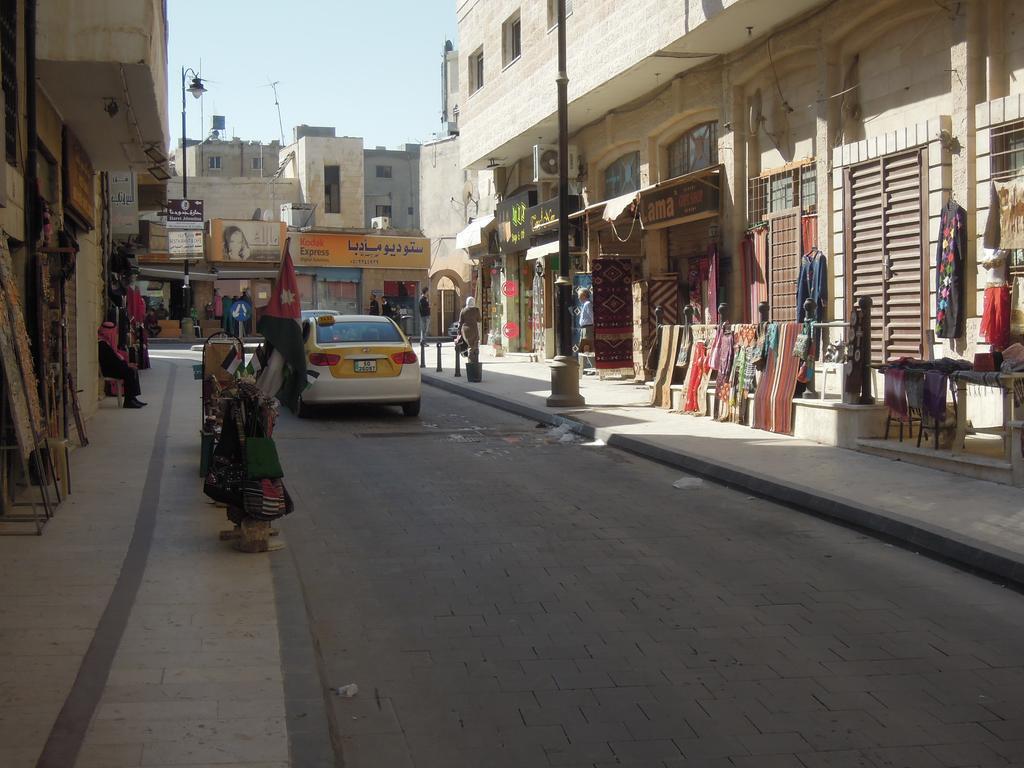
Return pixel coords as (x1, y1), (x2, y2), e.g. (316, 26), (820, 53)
(418, 287), (431, 338)
(369, 296), (380, 315)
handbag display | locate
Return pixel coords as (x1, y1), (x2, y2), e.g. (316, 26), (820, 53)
(245, 436), (283, 480)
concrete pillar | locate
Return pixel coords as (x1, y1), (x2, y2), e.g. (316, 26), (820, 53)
(816, 42), (841, 301)
(721, 78), (746, 319)
(986, 0), (1008, 102)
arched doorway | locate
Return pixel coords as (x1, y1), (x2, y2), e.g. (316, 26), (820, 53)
(436, 276), (461, 337)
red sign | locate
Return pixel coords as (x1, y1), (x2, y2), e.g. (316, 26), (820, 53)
(501, 281), (518, 297)
(502, 321), (520, 339)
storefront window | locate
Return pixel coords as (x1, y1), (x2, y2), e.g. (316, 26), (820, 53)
(667, 122), (718, 179)
(992, 117), (1024, 277)
(604, 151), (641, 199)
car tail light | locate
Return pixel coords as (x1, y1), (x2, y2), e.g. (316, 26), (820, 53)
(309, 352), (340, 366)
(390, 351), (418, 365)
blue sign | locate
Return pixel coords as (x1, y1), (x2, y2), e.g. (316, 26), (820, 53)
(231, 300), (252, 323)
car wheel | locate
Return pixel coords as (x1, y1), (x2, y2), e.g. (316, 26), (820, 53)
(401, 399), (421, 417)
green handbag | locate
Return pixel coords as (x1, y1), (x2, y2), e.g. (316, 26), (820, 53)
(245, 436), (284, 480)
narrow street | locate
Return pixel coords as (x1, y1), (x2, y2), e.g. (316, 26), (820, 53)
(275, 390), (1024, 768)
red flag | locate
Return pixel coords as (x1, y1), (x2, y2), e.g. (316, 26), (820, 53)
(263, 242), (301, 321)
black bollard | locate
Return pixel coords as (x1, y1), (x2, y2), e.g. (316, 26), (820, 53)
(420, 336), (426, 368)
(454, 346), (461, 377)
(436, 342), (442, 372)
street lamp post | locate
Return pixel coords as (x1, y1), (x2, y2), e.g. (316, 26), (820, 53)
(180, 67), (206, 339)
(546, 0), (585, 407)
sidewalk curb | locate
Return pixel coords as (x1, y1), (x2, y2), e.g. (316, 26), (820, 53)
(423, 372), (1024, 588)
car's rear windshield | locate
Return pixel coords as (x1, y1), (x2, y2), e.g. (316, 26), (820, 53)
(316, 320), (403, 344)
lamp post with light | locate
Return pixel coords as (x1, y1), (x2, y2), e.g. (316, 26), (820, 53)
(546, 0), (585, 407)
(179, 67), (206, 338)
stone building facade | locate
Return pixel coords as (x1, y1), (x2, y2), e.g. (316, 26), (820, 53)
(457, 0), (1024, 366)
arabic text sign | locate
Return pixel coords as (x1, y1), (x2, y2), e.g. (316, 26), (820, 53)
(293, 233), (430, 269)
(166, 198), (205, 229)
(168, 229), (204, 259)
(110, 171), (138, 236)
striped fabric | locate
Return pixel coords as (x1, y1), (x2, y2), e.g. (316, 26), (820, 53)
(752, 322), (802, 434)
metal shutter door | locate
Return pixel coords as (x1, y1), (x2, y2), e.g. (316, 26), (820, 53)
(845, 149), (925, 363)
(768, 208), (801, 322)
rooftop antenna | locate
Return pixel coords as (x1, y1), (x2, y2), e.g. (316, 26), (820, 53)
(266, 79), (285, 145)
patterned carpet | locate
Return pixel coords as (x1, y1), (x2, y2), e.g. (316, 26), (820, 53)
(593, 258), (634, 371)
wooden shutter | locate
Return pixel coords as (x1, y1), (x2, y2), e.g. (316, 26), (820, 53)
(767, 208), (801, 322)
(845, 149), (925, 363)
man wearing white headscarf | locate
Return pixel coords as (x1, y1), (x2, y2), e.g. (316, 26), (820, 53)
(459, 296), (482, 363)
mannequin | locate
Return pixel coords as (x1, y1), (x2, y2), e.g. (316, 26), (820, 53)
(980, 248), (1011, 350)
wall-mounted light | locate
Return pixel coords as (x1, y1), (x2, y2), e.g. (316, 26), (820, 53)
(144, 144), (167, 164)
(147, 164), (171, 181)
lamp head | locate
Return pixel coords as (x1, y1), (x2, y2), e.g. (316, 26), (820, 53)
(187, 77), (207, 99)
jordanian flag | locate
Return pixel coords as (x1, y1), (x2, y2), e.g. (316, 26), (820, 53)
(255, 240), (307, 413)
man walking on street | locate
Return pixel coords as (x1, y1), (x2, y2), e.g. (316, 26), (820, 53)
(418, 287), (431, 339)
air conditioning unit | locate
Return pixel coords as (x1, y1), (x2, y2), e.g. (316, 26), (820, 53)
(371, 216), (391, 231)
(280, 203), (315, 228)
(533, 144), (579, 183)
(443, 121), (459, 136)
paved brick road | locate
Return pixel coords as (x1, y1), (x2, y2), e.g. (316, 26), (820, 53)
(275, 387), (1024, 768)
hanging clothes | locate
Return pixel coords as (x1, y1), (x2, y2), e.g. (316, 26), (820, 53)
(706, 243), (720, 325)
(796, 249), (828, 322)
(935, 200), (966, 339)
(743, 226), (769, 324)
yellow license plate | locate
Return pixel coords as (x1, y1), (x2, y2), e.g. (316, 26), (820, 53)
(354, 360), (377, 373)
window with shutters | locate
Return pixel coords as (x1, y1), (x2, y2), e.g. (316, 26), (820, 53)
(991, 118), (1024, 278)
(748, 161), (818, 321)
(844, 149), (926, 363)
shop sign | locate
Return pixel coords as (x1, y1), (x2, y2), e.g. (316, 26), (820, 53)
(501, 280), (518, 297)
(502, 321), (520, 339)
(62, 127), (95, 229)
(496, 190), (537, 253)
(291, 232), (430, 269)
(525, 195), (581, 237)
(166, 198), (205, 229)
(168, 229), (204, 259)
(639, 166), (722, 229)
(209, 219), (286, 262)
(109, 171), (138, 237)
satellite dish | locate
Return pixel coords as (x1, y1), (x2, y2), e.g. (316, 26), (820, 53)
(748, 90), (764, 137)
(252, 208), (263, 220)
(462, 181), (476, 203)
(539, 148), (559, 176)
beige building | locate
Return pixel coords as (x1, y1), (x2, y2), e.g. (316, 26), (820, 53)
(280, 125), (365, 230)
(1, 0), (168, 413)
(420, 134), (497, 337)
(0, 0), (169, 512)
(458, 0), (1024, 477)
(174, 137), (282, 180)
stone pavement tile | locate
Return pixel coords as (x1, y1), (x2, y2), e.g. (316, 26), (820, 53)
(989, 741), (1024, 763)
(609, 737), (684, 761)
(544, 739), (615, 766)
(75, 742), (144, 767)
(731, 756), (808, 768)
(216, 697), (287, 720)
(84, 716), (287, 745)
(96, 698), (220, 722)
(331, 695), (403, 736)
(337, 733), (414, 768)
(926, 741), (1014, 767)
(675, 734), (749, 760)
(139, 732), (290, 766)
(0, 747), (38, 768)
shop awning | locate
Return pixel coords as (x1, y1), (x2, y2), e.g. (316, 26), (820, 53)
(137, 264), (280, 282)
(455, 214), (495, 250)
(569, 185), (655, 222)
(525, 240), (586, 261)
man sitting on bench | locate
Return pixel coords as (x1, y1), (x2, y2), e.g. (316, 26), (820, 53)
(98, 321), (146, 409)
